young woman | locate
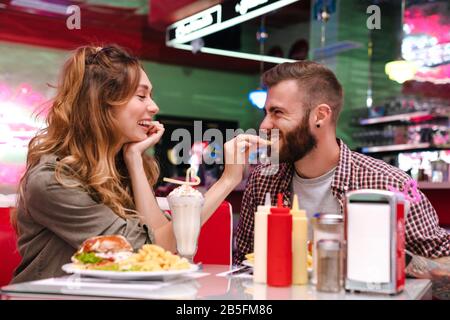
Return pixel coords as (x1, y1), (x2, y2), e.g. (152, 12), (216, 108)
(11, 45), (266, 283)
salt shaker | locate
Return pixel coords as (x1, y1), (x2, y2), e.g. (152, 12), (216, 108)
(316, 239), (341, 293)
(312, 213), (344, 285)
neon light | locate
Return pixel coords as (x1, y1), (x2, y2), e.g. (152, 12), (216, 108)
(366, 96), (373, 108)
(171, 43), (296, 64)
(235, 0), (269, 15)
(402, 35), (450, 68)
(414, 65), (450, 84)
(166, 0), (300, 46)
(313, 41), (363, 60)
(169, 5), (222, 44)
(11, 0), (69, 15)
(249, 89), (267, 109)
(385, 60), (417, 84)
(400, 5), (450, 83)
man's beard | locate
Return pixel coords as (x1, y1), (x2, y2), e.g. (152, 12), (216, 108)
(275, 111), (317, 163)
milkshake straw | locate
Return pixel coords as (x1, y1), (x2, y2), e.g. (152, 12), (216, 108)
(163, 167), (201, 186)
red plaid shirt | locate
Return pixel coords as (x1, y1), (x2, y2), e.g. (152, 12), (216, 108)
(234, 139), (450, 264)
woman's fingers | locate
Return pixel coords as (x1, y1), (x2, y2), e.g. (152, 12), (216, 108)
(133, 122), (165, 151)
(236, 134), (271, 146)
(236, 141), (252, 152)
(233, 134), (269, 157)
(148, 127), (165, 144)
(234, 141), (253, 164)
(148, 121), (164, 137)
(148, 121), (163, 134)
(123, 122), (165, 161)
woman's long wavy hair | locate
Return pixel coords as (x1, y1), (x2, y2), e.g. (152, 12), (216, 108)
(12, 44), (159, 233)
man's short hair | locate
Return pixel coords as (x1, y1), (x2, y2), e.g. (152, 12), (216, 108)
(262, 61), (344, 125)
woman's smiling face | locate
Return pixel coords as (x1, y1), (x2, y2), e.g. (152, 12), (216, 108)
(112, 69), (160, 144)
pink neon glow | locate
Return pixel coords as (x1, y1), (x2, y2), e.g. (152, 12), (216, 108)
(0, 163), (26, 185)
(415, 65), (450, 84)
(190, 141), (209, 165)
(387, 179), (421, 204)
(405, 8), (450, 43)
(404, 5), (450, 83)
(0, 82), (48, 187)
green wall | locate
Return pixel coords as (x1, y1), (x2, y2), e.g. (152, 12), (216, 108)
(142, 61), (263, 130)
(0, 41), (263, 131)
(369, 1), (403, 103)
(334, 0), (402, 149)
(335, 0), (370, 148)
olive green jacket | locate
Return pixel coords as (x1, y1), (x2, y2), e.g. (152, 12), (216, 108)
(12, 154), (153, 284)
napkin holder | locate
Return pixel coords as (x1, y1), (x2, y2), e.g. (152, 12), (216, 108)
(344, 190), (406, 295)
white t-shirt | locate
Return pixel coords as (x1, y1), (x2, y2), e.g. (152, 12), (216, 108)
(291, 167), (341, 240)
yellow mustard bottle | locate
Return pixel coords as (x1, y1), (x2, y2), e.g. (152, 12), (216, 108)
(291, 194), (308, 285)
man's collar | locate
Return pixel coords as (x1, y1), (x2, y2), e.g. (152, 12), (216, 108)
(331, 139), (352, 193)
(260, 163), (294, 206)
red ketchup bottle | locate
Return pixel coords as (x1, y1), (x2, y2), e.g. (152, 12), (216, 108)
(267, 193), (293, 287)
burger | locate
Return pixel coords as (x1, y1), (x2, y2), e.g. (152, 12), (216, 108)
(71, 235), (134, 270)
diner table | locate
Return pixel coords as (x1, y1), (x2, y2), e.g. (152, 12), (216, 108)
(1, 264), (432, 300)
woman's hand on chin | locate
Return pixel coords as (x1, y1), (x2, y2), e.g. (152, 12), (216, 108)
(123, 121), (165, 164)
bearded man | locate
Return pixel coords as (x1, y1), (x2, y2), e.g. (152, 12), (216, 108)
(233, 61), (450, 264)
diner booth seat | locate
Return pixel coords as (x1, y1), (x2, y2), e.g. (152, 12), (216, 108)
(156, 198), (233, 266)
(0, 207), (21, 287)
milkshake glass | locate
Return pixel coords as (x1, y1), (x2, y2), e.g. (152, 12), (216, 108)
(167, 184), (204, 262)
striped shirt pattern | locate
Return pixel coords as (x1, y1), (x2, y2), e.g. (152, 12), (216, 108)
(233, 139), (450, 264)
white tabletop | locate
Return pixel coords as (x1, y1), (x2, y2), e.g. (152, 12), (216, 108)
(1, 265), (432, 300)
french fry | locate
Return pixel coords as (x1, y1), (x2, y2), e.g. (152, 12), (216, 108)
(118, 244), (190, 272)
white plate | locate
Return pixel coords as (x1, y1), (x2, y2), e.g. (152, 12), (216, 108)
(242, 260), (253, 267)
(61, 263), (200, 281)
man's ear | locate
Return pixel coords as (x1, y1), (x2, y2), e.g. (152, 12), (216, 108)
(314, 104), (332, 126)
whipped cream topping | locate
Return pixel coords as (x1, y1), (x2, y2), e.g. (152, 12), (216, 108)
(168, 184), (204, 199)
